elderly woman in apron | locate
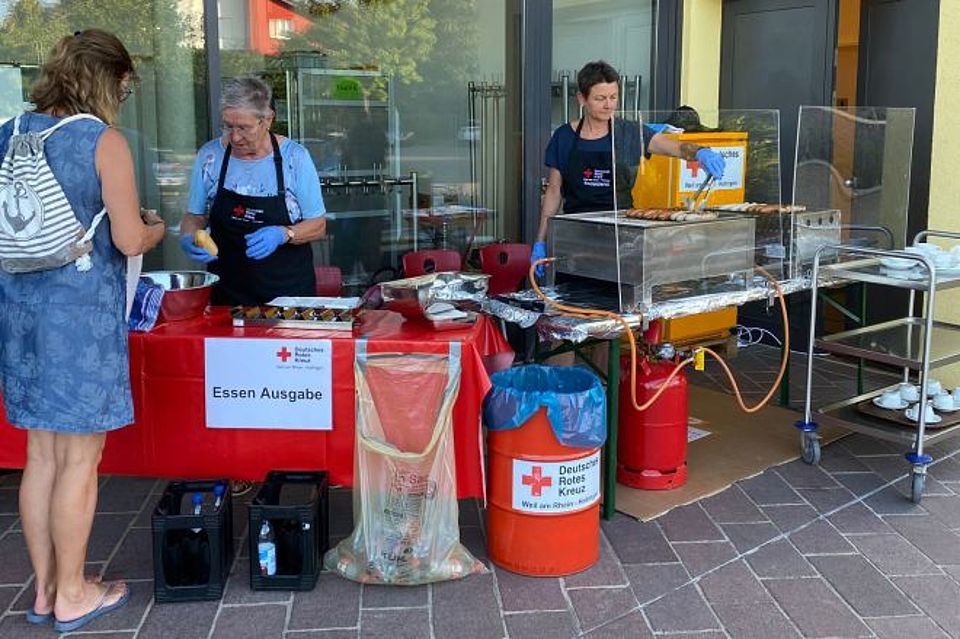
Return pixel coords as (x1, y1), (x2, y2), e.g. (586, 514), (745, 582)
(180, 76), (326, 305)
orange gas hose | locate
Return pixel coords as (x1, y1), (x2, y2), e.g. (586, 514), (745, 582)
(528, 260), (789, 414)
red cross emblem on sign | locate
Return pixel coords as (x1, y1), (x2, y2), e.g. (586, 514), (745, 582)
(233, 205), (246, 217)
(521, 466), (552, 497)
(276, 347), (292, 362)
(686, 159), (701, 178)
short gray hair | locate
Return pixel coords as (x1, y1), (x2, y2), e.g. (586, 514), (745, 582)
(220, 76), (273, 118)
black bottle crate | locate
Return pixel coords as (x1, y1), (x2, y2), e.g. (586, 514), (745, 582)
(151, 479), (233, 603)
(249, 470), (329, 591)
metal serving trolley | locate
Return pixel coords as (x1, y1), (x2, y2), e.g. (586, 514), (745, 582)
(800, 230), (960, 502)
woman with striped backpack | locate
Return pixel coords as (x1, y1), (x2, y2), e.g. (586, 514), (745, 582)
(0, 29), (164, 633)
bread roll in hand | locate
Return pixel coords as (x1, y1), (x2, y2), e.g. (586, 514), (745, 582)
(193, 229), (219, 257)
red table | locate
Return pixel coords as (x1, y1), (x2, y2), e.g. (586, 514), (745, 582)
(0, 309), (512, 498)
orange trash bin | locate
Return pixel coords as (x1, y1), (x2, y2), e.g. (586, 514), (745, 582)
(483, 365), (606, 576)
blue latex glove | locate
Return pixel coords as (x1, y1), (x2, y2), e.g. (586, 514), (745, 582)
(531, 241), (547, 279)
(695, 147), (725, 180)
(245, 226), (287, 260)
(179, 232), (217, 264)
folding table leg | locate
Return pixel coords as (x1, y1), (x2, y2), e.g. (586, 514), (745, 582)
(602, 338), (621, 520)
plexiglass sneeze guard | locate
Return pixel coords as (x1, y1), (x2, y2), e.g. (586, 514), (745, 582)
(793, 106), (915, 276)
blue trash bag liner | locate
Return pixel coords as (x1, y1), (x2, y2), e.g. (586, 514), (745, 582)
(483, 364), (606, 449)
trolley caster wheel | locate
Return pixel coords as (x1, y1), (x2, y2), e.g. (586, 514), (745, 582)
(801, 432), (821, 465)
(910, 472), (926, 504)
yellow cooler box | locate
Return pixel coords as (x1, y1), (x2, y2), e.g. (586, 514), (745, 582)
(632, 131), (748, 209)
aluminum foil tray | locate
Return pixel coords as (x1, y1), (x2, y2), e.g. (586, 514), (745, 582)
(380, 272), (489, 321)
(230, 305), (354, 331)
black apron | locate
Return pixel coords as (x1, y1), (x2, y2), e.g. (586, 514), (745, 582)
(560, 119), (614, 214)
(560, 119), (637, 214)
(208, 134), (315, 306)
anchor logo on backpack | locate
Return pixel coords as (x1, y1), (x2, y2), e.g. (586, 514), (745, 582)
(0, 180), (43, 239)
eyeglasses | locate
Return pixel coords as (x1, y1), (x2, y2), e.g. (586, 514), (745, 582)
(222, 119), (263, 137)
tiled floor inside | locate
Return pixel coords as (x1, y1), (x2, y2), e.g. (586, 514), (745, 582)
(3, 345), (960, 638)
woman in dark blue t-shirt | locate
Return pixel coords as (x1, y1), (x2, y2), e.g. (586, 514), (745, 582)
(531, 60), (726, 270)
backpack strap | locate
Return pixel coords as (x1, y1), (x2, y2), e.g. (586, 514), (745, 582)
(72, 207), (109, 272)
(12, 113), (104, 138)
(39, 114), (105, 141)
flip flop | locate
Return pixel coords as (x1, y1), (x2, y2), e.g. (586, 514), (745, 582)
(53, 581), (130, 633)
(25, 608), (54, 624)
(28, 574), (103, 625)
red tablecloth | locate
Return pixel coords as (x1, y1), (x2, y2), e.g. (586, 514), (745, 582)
(0, 309), (512, 498)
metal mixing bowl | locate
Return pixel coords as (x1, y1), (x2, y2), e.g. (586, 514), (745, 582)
(141, 271), (219, 322)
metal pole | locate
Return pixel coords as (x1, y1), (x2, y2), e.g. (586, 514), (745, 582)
(619, 75), (626, 112)
(468, 81), (477, 213)
(411, 171), (418, 252)
(633, 74), (642, 120)
(561, 73), (570, 124)
(492, 86), (500, 242)
(480, 83), (488, 213)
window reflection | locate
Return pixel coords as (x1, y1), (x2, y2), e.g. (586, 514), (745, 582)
(0, 0), (509, 279)
(221, 0), (507, 291)
(0, 0), (208, 271)
(552, 0), (656, 127)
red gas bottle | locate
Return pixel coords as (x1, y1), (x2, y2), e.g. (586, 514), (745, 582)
(617, 357), (688, 490)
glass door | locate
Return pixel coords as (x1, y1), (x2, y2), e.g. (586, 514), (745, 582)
(551, 0), (658, 129)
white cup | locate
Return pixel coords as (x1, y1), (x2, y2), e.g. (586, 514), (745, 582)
(906, 403), (938, 423)
(952, 387), (960, 403)
(925, 379), (943, 396)
(878, 389), (903, 408)
(900, 383), (920, 402)
(933, 393), (954, 411)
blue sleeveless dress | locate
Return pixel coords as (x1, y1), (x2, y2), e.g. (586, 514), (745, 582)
(0, 112), (133, 432)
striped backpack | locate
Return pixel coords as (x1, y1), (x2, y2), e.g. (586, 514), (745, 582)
(0, 114), (108, 273)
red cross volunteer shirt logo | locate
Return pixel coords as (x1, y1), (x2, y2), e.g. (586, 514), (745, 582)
(582, 168), (593, 179)
(232, 205), (246, 217)
(522, 466), (552, 497)
(276, 347), (292, 362)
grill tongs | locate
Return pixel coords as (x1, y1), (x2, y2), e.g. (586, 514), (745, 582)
(684, 174), (716, 211)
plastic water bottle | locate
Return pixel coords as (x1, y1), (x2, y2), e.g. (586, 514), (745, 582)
(190, 493), (203, 533)
(258, 520), (277, 576)
(213, 483), (226, 510)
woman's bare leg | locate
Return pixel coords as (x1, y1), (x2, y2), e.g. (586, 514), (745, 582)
(19, 430), (57, 614)
(49, 432), (124, 622)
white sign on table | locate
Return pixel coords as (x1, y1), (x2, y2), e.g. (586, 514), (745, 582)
(204, 338), (333, 430)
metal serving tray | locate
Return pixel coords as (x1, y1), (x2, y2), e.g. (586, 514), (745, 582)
(231, 317), (354, 331)
(230, 306), (354, 331)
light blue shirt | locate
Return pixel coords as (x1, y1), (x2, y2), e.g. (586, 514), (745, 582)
(186, 137), (325, 222)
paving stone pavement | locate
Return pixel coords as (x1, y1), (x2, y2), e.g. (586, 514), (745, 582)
(2, 347), (960, 638)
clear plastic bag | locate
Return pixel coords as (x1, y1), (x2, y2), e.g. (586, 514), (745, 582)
(323, 342), (487, 585)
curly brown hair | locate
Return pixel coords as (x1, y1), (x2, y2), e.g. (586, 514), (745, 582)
(29, 29), (136, 125)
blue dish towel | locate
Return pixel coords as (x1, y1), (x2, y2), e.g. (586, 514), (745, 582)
(128, 278), (165, 332)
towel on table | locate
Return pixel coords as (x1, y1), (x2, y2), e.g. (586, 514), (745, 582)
(128, 278), (165, 332)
